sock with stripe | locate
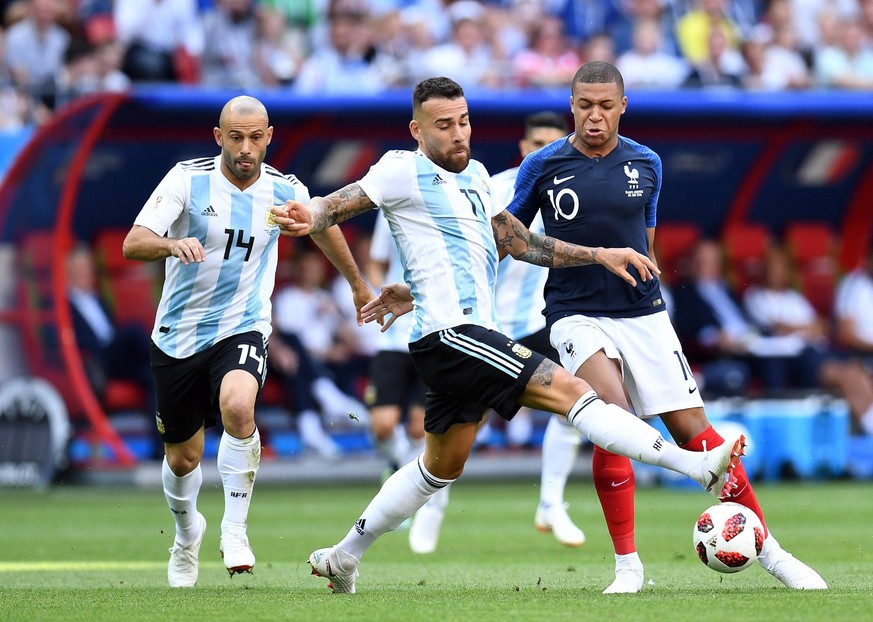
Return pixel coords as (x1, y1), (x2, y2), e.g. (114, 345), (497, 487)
(338, 455), (453, 561)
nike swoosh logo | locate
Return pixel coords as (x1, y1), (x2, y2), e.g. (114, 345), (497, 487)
(611, 478), (631, 487)
(688, 386), (698, 394)
(705, 470), (719, 494)
(553, 174), (575, 185)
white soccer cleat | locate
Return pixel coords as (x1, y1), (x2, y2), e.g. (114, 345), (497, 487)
(409, 505), (446, 554)
(535, 502), (585, 547)
(759, 536), (827, 590)
(693, 435), (745, 499)
(602, 554), (644, 594)
(220, 527), (255, 576)
(168, 512), (206, 588)
(309, 546), (359, 594)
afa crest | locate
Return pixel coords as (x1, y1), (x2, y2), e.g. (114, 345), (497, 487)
(155, 412), (166, 435)
(511, 343), (533, 359)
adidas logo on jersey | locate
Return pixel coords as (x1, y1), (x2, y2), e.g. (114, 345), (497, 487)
(201, 205), (218, 217)
(432, 174), (446, 186)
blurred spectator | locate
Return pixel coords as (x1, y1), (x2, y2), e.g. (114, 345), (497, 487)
(199, 0), (260, 89)
(789, 0), (859, 59)
(675, 0), (742, 66)
(672, 239), (755, 396)
(292, 0), (401, 95)
(682, 25), (745, 88)
(616, 17), (689, 89)
(610, 0), (680, 57)
(743, 246), (873, 409)
(813, 18), (873, 89)
(416, 1), (506, 90)
(113, 0), (204, 82)
(377, 5), (439, 86)
(835, 243), (873, 369)
(66, 244), (154, 415)
(0, 27), (32, 129)
(546, 0), (623, 48)
(511, 14), (581, 90)
(272, 247), (368, 416)
(254, 5), (300, 87)
(4, 0), (70, 108)
(580, 31), (616, 64)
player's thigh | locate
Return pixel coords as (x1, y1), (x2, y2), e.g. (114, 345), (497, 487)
(577, 350), (628, 407)
(151, 343), (214, 444)
(518, 357), (594, 415)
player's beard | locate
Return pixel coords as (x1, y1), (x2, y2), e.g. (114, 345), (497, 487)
(432, 144), (471, 174)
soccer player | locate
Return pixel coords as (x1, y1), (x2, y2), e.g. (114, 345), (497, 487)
(122, 96), (371, 588)
(508, 60), (827, 592)
(491, 111), (587, 547)
(271, 77), (744, 594)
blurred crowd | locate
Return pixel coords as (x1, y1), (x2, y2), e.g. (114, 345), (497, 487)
(2, 0), (873, 129)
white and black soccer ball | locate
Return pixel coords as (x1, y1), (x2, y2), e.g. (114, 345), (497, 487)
(693, 502), (764, 573)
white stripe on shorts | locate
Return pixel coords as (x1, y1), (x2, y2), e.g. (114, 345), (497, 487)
(439, 328), (524, 378)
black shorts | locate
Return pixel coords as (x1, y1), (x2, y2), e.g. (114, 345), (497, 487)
(364, 350), (428, 409)
(151, 331), (267, 443)
(409, 324), (543, 434)
(518, 327), (560, 364)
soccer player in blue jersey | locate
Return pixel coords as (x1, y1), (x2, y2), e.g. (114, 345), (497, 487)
(122, 96), (371, 588)
(508, 61), (827, 592)
(271, 77), (744, 594)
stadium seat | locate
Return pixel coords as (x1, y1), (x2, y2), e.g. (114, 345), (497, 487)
(653, 221), (701, 284)
(722, 223), (771, 293)
(783, 222), (839, 317)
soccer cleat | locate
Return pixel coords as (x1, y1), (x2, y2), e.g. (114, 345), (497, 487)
(220, 528), (255, 576)
(408, 504), (446, 554)
(309, 547), (359, 594)
(534, 502), (585, 547)
(758, 536), (827, 590)
(602, 554), (644, 594)
(694, 435), (745, 499)
(168, 512), (206, 588)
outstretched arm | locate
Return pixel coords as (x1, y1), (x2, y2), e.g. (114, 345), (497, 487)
(491, 209), (659, 287)
(311, 226), (374, 325)
(271, 183), (377, 236)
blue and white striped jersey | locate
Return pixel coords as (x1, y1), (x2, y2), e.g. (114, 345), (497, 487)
(369, 212), (412, 352)
(134, 155), (309, 358)
(490, 166), (548, 340)
(358, 149), (502, 342)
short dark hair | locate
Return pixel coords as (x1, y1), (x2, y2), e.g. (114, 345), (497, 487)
(412, 77), (465, 114)
(524, 111), (568, 135)
(572, 61), (625, 95)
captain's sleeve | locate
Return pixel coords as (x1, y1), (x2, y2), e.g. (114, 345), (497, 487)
(133, 164), (187, 236)
(358, 151), (413, 212)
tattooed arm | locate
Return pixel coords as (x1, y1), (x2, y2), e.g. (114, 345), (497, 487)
(271, 183), (377, 236)
(491, 209), (660, 287)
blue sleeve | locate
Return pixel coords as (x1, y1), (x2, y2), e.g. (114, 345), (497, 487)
(506, 139), (564, 227)
(645, 148), (661, 228)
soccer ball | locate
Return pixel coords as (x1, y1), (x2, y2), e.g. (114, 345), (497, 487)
(692, 502), (764, 573)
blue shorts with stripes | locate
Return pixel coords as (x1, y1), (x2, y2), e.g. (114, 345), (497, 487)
(409, 324), (544, 434)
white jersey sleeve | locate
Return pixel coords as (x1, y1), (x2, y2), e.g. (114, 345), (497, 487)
(490, 167), (548, 339)
(358, 150), (501, 341)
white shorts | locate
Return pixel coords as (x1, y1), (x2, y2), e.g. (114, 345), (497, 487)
(550, 312), (704, 418)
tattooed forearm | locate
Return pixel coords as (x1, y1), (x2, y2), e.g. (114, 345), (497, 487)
(312, 184), (376, 231)
(520, 233), (598, 268)
(531, 358), (557, 388)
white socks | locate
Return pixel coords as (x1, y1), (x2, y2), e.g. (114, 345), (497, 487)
(374, 425), (411, 469)
(162, 458), (202, 546)
(540, 415), (583, 506)
(338, 455), (453, 561)
(217, 428), (261, 533)
(566, 391), (704, 477)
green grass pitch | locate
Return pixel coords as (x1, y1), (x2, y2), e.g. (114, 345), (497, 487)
(0, 478), (870, 621)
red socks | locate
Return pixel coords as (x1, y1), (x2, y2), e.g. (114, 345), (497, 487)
(592, 446), (636, 555)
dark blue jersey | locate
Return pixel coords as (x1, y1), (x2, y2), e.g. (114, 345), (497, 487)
(508, 134), (667, 325)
